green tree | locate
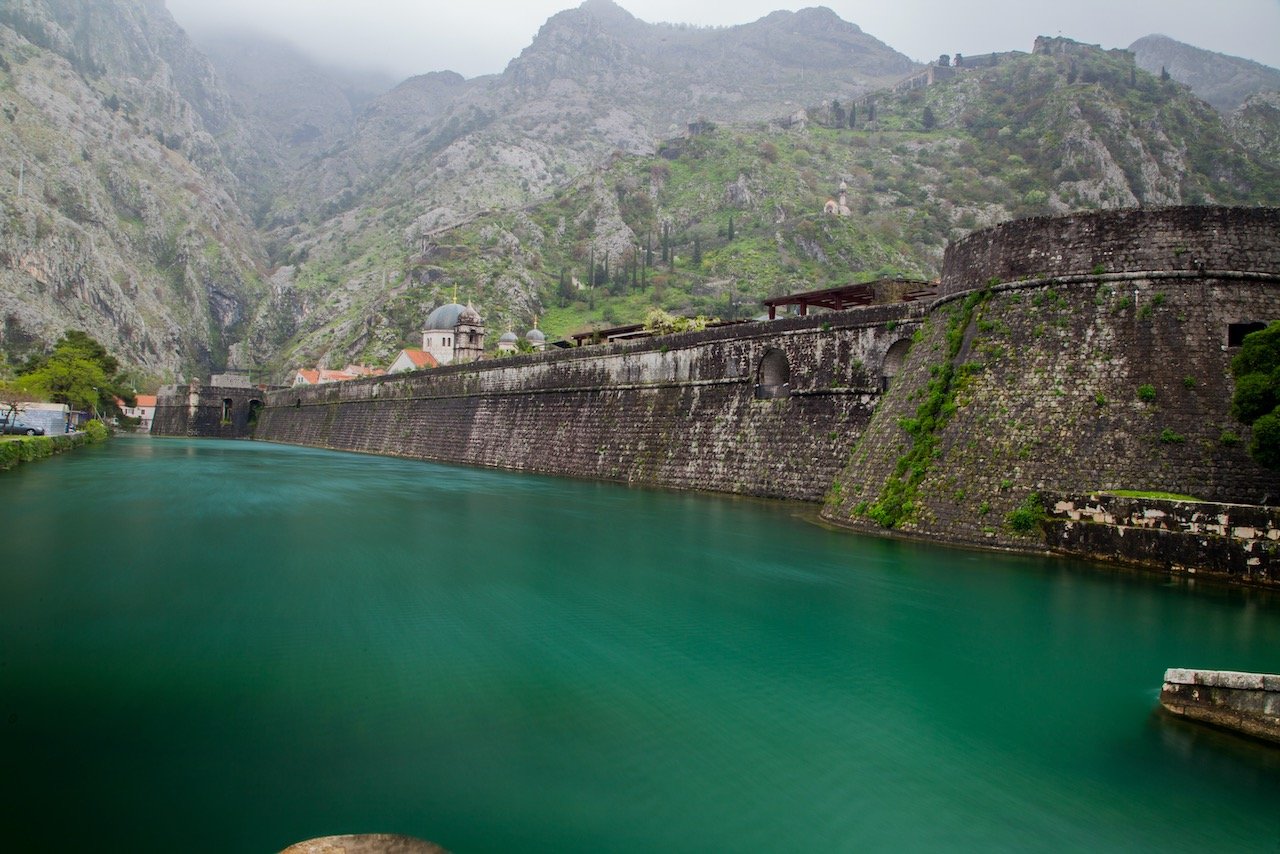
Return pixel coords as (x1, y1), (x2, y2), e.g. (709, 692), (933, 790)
(1230, 321), (1280, 468)
(922, 105), (936, 130)
(16, 331), (133, 416)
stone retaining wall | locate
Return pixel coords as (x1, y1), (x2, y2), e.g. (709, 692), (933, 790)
(1047, 494), (1280, 586)
(152, 382), (267, 439)
(824, 207), (1280, 554)
(252, 307), (920, 501)
(1160, 669), (1280, 744)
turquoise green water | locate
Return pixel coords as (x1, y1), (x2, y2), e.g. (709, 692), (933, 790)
(1, 438), (1277, 852)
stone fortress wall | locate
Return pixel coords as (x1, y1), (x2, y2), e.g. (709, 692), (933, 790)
(152, 379), (265, 439)
(249, 305), (922, 502)
(158, 207), (1280, 582)
(822, 207), (1280, 562)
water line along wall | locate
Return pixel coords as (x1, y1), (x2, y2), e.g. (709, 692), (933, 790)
(161, 207), (1280, 580)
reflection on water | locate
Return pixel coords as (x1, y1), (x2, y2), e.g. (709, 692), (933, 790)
(1, 438), (1277, 853)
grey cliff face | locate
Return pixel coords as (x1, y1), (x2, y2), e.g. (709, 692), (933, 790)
(1, 2), (1278, 384)
(0, 0), (265, 378)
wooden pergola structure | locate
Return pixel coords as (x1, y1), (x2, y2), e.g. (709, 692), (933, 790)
(762, 279), (938, 319)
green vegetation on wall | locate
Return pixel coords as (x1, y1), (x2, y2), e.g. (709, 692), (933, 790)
(858, 289), (990, 528)
(1231, 321), (1280, 468)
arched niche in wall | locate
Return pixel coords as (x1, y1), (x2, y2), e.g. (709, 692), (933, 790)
(221, 398), (234, 423)
(1228, 321), (1269, 347)
(881, 338), (912, 391)
(755, 348), (791, 399)
(247, 399), (263, 426)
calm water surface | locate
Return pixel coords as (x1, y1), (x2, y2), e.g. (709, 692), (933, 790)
(1, 438), (1277, 852)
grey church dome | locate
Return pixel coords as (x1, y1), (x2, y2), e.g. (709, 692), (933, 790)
(425, 303), (481, 330)
(525, 327), (546, 343)
(425, 303), (466, 330)
(499, 331), (519, 344)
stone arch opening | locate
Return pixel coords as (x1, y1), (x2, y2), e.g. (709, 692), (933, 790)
(881, 338), (912, 391)
(221, 398), (233, 423)
(755, 348), (791, 399)
(247, 399), (263, 427)
(1228, 322), (1268, 347)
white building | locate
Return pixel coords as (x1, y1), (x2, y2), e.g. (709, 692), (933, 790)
(117, 395), (156, 432)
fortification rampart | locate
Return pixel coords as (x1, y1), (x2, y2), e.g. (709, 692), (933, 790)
(159, 207), (1280, 582)
(1047, 494), (1279, 585)
(940, 207), (1280, 298)
(253, 305), (921, 501)
(152, 382), (266, 439)
(824, 207), (1280, 572)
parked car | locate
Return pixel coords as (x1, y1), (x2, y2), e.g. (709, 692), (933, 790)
(0, 419), (44, 436)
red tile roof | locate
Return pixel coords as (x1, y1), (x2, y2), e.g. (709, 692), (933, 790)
(399, 349), (438, 368)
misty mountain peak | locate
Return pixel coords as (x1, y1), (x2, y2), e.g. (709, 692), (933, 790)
(1129, 33), (1280, 112)
(576, 0), (638, 25)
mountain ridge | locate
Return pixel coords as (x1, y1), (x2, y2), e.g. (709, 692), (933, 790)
(1, 2), (1278, 385)
(1129, 33), (1280, 113)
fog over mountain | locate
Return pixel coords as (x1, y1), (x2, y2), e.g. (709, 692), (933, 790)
(1, 0), (1277, 384)
(164, 0), (1280, 81)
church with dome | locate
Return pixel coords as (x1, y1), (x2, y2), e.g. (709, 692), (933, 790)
(422, 302), (486, 365)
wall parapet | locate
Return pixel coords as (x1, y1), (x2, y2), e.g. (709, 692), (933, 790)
(254, 312), (921, 502)
(1047, 494), (1280, 586)
(1160, 668), (1280, 745)
(940, 206), (1280, 297)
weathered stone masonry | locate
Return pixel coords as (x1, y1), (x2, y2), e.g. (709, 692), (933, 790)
(152, 380), (265, 439)
(249, 306), (921, 501)
(823, 207), (1280, 565)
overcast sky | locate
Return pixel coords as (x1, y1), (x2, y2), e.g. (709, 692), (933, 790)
(164, 0), (1280, 81)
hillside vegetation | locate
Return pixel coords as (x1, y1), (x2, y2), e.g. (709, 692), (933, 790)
(1, 1), (1278, 385)
(273, 40), (1280, 368)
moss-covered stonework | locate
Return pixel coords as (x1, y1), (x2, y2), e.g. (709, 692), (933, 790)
(823, 207), (1280, 551)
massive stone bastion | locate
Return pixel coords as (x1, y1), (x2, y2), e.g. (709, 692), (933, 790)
(822, 206), (1280, 565)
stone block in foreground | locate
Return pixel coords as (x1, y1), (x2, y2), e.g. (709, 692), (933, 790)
(1160, 668), (1280, 745)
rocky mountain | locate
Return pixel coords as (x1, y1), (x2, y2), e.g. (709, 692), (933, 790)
(194, 29), (395, 207)
(281, 1), (914, 229)
(1230, 90), (1280, 164)
(252, 0), (919, 371)
(1129, 34), (1280, 113)
(275, 35), (1279, 369)
(0, 0), (267, 382)
(1, 1), (1278, 386)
